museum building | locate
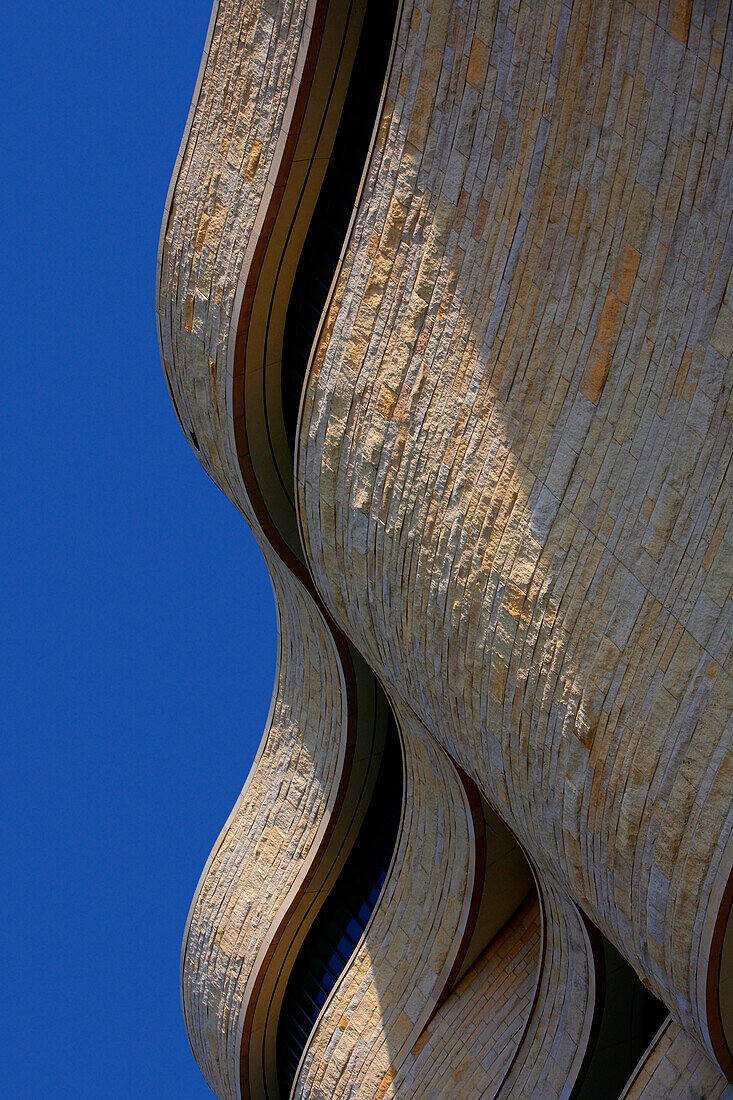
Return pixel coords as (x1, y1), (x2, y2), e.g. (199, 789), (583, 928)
(157, 0), (733, 1095)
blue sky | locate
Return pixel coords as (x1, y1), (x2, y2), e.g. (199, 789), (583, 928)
(3, 3), (277, 1096)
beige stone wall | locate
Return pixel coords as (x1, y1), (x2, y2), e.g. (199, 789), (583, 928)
(299, 0), (733, 1073)
(158, 0), (733, 1094)
(157, 0), (319, 524)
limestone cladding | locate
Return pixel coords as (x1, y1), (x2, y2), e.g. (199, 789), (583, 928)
(157, 0), (733, 1096)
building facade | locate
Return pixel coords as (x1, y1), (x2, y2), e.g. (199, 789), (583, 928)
(157, 0), (733, 1095)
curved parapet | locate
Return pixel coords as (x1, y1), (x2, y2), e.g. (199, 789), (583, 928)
(494, 878), (598, 1100)
(158, 0), (733, 1094)
(290, 705), (481, 1097)
(384, 878), (603, 1100)
(157, 0), (409, 1095)
(157, 0), (316, 533)
(157, 0), (375, 564)
(286, 700), (532, 1097)
(298, 0), (733, 1076)
(181, 547), (389, 1100)
(181, 553), (339, 1099)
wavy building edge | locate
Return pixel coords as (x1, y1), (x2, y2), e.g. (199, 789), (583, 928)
(157, 0), (733, 1096)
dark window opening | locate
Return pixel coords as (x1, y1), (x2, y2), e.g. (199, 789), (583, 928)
(574, 932), (669, 1098)
(281, 0), (400, 453)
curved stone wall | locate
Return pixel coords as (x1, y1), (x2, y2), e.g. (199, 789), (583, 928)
(181, 552), (348, 1099)
(299, 0), (733, 1074)
(291, 702), (480, 1097)
(158, 0), (733, 1095)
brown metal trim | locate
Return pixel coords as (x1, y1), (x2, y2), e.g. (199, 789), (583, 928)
(706, 869), (733, 1080)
